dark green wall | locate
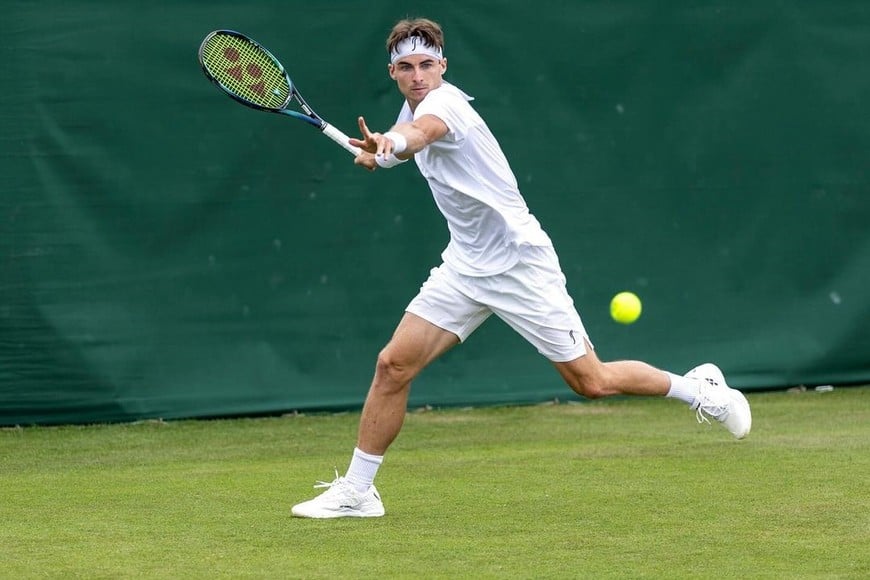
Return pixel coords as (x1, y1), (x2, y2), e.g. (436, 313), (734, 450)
(2, 1), (868, 425)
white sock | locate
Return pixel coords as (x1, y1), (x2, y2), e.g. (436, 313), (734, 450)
(665, 372), (700, 407)
(345, 447), (383, 493)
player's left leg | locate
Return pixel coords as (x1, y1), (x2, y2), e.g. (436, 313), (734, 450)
(491, 245), (751, 439)
(552, 346), (751, 439)
(552, 343), (670, 399)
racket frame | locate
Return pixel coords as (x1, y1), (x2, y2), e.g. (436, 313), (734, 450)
(198, 30), (360, 156)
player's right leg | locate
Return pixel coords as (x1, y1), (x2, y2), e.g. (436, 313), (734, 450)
(292, 264), (488, 519)
(290, 313), (459, 519)
(356, 313), (461, 455)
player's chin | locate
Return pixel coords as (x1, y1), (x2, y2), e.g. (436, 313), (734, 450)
(404, 86), (428, 101)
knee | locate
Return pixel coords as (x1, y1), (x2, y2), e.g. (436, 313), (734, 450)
(373, 348), (418, 391)
(566, 376), (608, 399)
(558, 363), (610, 399)
(556, 354), (614, 400)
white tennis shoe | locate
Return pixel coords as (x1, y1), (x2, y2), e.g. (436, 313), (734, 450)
(685, 363), (752, 439)
(291, 471), (385, 519)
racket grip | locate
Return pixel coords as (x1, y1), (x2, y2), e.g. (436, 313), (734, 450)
(322, 124), (362, 156)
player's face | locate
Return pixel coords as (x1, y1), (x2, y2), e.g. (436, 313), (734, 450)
(389, 54), (447, 107)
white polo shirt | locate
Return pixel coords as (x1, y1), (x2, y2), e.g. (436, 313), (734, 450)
(395, 82), (552, 276)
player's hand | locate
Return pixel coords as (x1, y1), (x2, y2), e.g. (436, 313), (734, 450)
(349, 116), (396, 157)
(349, 116), (379, 153)
(353, 150), (378, 172)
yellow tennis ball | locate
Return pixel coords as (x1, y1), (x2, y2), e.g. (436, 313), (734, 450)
(610, 291), (642, 324)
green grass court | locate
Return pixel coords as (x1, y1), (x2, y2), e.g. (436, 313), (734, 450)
(2, 386), (868, 578)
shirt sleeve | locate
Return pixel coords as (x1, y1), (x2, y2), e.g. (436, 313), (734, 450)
(413, 87), (470, 142)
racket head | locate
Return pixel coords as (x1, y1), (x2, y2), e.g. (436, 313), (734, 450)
(198, 30), (292, 111)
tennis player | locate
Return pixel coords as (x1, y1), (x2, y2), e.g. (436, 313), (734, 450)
(291, 17), (751, 519)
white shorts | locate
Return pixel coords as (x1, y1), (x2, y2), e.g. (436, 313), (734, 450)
(406, 245), (590, 362)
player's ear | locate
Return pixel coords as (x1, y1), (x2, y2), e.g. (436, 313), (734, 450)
(388, 63), (397, 80)
(440, 58), (447, 75)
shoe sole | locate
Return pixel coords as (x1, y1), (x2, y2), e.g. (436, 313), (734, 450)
(291, 507), (385, 519)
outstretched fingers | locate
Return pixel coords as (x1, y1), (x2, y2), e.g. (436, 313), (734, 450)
(349, 116), (378, 153)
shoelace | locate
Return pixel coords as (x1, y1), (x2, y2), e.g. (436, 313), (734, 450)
(695, 391), (727, 425)
(313, 468), (343, 489)
(696, 407), (714, 425)
(310, 469), (366, 510)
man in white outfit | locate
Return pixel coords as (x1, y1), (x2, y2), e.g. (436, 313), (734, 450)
(291, 17), (751, 519)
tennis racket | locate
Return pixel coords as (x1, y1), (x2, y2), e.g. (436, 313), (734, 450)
(198, 29), (360, 156)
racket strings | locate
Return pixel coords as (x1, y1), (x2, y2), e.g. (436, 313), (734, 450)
(200, 33), (290, 109)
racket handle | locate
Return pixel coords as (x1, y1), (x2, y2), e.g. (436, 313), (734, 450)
(322, 124), (362, 156)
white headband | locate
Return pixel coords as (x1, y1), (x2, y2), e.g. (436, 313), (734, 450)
(389, 36), (443, 64)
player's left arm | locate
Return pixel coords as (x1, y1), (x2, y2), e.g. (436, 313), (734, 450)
(387, 115), (449, 158)
(351, 114), (448, 168)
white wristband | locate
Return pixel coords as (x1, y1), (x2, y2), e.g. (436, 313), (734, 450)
(375, 152), (408, 169)
(383, 131), (407, 154)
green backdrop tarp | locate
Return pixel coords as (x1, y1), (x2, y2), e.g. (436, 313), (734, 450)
(2, 1), (868, 425)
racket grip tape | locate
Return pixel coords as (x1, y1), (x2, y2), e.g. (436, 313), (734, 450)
(322, 124), (361, 156)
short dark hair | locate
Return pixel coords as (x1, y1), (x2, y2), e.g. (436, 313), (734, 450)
(386, 18), (444, 55)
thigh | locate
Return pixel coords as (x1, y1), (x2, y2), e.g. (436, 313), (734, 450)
(405, 264), (493, 342)
(382, 311), (461, 371)
(486, 246), (590, 363)
(552, 338), (603, 383)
